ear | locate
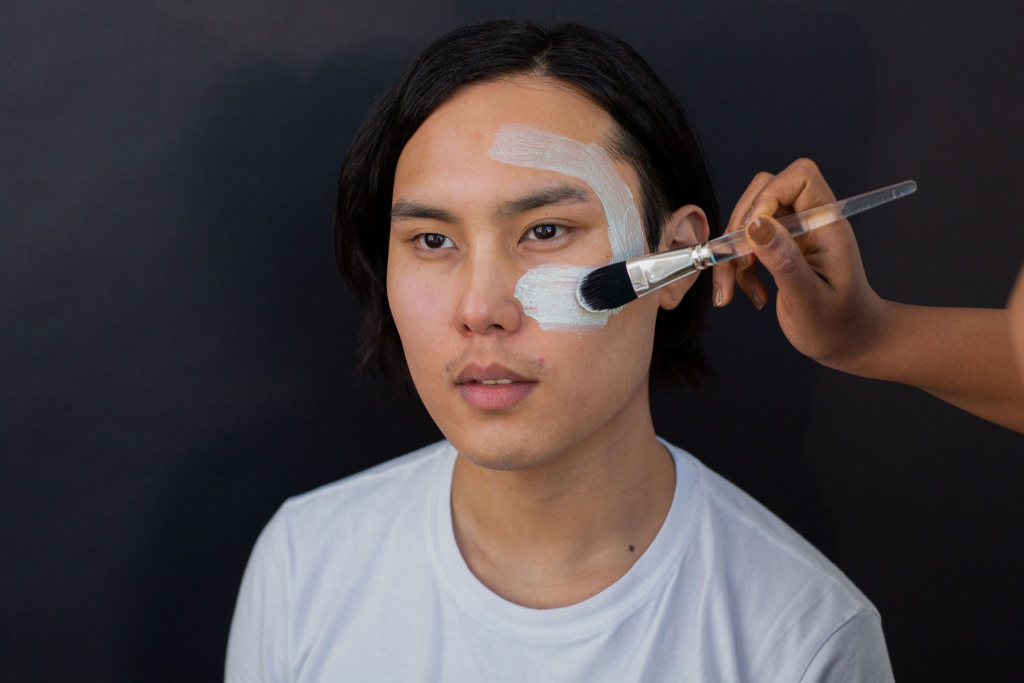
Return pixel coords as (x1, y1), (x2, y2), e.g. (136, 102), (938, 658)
(656, 205), (710, 312)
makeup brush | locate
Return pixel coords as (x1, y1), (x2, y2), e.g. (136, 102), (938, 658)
(577, 180), (917, 312)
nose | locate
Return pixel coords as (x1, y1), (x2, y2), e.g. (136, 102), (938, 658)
(455, 250), (523, 336)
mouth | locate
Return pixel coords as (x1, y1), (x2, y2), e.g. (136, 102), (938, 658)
(454, 362), (538, 410)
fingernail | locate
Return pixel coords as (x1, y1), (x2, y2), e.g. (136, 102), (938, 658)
(747, 217), (775, 246)
(713, 286), (722, 307)
(751, 292), (764, 310)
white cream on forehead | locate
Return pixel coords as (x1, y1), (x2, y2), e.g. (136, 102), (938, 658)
(487, 123), (646, 331)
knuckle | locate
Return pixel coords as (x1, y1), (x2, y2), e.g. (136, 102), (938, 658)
(713, 261), (736, 278)
(736, 261), (758, 282)
(794, 157), (820, 175)
(752, 171), (774, 184)
(771, 243), (803, 274)
(742, 192), (768, 223)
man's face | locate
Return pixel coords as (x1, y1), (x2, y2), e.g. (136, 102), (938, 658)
(387, 76), (683, 470)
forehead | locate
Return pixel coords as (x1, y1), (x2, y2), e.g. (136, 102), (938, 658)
(394, 77), (625, 195)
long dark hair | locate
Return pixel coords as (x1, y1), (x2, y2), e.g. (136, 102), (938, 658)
(335, 18), (721, 391)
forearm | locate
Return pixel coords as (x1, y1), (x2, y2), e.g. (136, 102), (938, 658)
(844, 302), (1024, 432)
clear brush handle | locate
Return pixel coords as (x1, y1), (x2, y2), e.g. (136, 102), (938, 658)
(705, 180), (918, 265)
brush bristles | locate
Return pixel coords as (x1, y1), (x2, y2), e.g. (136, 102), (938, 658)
(578, 262), (637, 312)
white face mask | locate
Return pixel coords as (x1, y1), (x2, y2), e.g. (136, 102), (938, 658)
(488, 124), (645, 331)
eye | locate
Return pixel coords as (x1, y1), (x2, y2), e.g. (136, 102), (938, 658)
(522, 223), (571, 241)
(414, 233), (454, 250)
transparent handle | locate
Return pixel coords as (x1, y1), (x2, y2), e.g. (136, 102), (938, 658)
(706, 180), (917, 265)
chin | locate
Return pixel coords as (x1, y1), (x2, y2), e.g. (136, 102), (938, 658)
(444, 410), (596, 472)
(443, 425), (551, 471)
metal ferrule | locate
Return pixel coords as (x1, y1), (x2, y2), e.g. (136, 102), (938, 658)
(625, 243), (715, 297)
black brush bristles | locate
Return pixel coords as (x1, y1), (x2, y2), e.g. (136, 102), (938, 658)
(577, 261), (638, 312)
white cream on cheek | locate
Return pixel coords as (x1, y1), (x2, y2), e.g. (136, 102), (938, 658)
(487, 124), (646, 332)
(514, 264), (611, 329)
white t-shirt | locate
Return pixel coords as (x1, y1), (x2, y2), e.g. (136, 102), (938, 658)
(225, 438), (894, 682)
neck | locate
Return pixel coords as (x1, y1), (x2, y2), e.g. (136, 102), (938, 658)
(450, 382), (676, 607)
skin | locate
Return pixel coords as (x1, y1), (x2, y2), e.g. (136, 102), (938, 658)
(712, 160), (1024, 433)
(387, 75), (709, 608)
(1009, 263), (1024, 384)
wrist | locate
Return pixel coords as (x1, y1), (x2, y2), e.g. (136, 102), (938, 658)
(823, 297), (902, 379)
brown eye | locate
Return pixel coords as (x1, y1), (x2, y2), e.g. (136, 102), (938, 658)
(525, 224), (566, 241)
(417, 233), (453, 249)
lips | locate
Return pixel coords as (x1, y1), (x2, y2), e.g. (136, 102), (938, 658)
(455, 362), (537, 410)
(455, 362), (531, 384)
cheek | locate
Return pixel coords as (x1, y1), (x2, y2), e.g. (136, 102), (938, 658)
(538, 301), (658, 410)
(515, 264), (614, 331)
(592, 298), (660, 382)
(387, 261), (452, 365)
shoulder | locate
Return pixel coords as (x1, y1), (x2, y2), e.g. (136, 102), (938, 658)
(282, 438), (450, 523)
(661, 439), (885, 672)
(674, 440), (877, 615)
(265, 439), (452, 551)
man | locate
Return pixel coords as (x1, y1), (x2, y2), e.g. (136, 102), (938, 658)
(225, 19), (895, 682)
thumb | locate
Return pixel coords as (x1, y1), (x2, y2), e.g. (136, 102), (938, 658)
(744, 216), (822, 297)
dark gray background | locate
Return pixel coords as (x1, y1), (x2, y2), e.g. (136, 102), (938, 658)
(3, 1), (1022, 680)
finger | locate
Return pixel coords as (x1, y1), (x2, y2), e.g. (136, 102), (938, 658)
(735, 261), (768, 310)
(743, 159), (839, 246)
(712, 259), (737, 307)
(712, 250), (759, 306)
(714, 172), (774, 307)
(726, 172), (774, 232)
(745, 215), (826, 305)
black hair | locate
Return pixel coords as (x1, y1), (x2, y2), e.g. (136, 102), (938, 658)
(334, 18), (721, 391)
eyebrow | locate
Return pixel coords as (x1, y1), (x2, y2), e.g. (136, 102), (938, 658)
(390, 182), (593, 225)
